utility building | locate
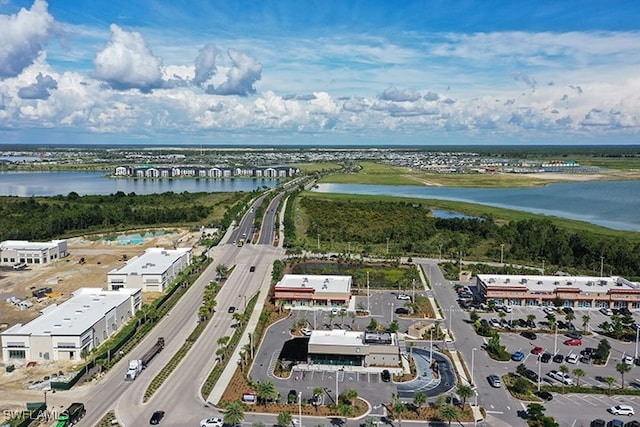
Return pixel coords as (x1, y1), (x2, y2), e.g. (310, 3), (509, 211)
(307, 330), (400, 367)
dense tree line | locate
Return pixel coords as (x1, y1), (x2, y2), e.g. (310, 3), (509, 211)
(298, 197), (640, 278)
(0, 191), (245, 241)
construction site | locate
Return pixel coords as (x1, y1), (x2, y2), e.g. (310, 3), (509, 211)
(0, 228), (205, 417)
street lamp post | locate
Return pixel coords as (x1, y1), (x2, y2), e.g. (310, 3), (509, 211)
(537, 355), (542, 391)
(553, 322), (558, 355)
(43, 388), (49, 407)
(390, 303), (394, 323)
(449, 305), (453, 339)
(471, 348), (476, 387)
(430, 328), (433, 361)
(635, 325), (640, 360)
(298, 391), (302, 427)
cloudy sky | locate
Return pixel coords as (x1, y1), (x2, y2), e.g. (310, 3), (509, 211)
(1, 0), (639, 146)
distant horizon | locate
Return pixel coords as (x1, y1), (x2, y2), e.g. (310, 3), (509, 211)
(1, 1), (640, 145)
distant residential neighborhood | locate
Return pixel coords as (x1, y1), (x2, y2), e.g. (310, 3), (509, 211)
(112, 165), (300, 179)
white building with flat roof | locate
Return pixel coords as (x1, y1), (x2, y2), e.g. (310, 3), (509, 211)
(273, 274), (352, 307)
(307, 329), (399, 367)
(107, 247), (192, 292)
(476, 274), (640, 309)
(0, 239), (68, 267)
(1, 287), (141, 361)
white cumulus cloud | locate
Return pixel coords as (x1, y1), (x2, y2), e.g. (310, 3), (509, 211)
(93, 24), (163, 92)
(0, 0), (54, 79)
(206, 49), (262, 96)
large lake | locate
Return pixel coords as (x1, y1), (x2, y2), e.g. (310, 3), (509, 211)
(313, 181), (640, 232)
(2, 171), (640, 232)
(0, 171), (280, 196)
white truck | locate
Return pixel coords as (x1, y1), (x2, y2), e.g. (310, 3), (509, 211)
(124, 359), (143, 381)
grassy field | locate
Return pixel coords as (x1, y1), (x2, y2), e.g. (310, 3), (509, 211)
(318, 161), (640, 188)
(299, 190), (639, 240)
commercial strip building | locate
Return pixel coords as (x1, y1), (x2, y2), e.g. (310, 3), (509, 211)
(476, 274), (640, 309)
(114, 165), (299, 179)
(107, 247), (192, 292)
(273, 274), (352, 308)
(1, 287), (141, 361)
(307, 330), (400, 367)
(0, 239), (68, 266)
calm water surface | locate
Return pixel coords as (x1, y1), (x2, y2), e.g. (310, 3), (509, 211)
(313, 181), (640, 231)
(0, 171), (279, 196)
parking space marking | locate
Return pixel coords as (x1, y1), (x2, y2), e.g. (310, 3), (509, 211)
(576, 395), (597, 406)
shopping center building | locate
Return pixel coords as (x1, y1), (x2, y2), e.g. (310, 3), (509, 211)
(476, 274), (640, 309)
(307, 330), (400, 367)
(273, 274), (352, 308)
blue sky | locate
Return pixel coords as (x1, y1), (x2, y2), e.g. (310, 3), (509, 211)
(1, 0), (639, 146)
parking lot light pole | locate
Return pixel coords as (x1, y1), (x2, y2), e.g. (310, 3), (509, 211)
(537, 355), (542, 391)
(449, 305), (453, 337)
(430, 328), (434, 361)
(471, 348), (476, 387)
(298, 391), (302, 427)
(554, 323), (558, 355)
(635, 325), (640, 360)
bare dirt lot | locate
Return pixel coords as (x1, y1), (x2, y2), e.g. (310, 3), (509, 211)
(0, 228), (203, 415)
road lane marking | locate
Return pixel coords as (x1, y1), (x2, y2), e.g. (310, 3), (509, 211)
(485, 411), (504, 414)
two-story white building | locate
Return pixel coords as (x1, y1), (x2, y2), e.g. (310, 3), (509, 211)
(107, 247), (192, 292)
(0, 240), (68, 267)
(1, 288), (141, 361)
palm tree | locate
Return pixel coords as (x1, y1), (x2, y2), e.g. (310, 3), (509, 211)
(572, 368), (586, 387)
(440, 404), (459, 426)
(565, 312), (576, 326)
(223, 400), (247, 426)
(256, 380), (277, 405)
(604, 376), (617, 394)
(616, 362), (632, 389)
(338, 402), (354, 425)
(456, 384), (474, 408)
(559, 364), (569, 392)
(581, 315), (591, 332)
(392, 395), (406, 427)
(545, 313), (556, 331)
(412, 391), (426, 411)
(312, 387), (324, 409)
(277, 412), (292, 427)
(339, 310), (347, 327)
(349, 311), (356, 327)
(328, 311), (336, 328)
(215, 263), (229, 280)
(345, 389), (358, 405)
(233, 311), (245, 326)
(469, 310), (480, 323)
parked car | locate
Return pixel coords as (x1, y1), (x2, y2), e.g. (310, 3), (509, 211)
(445, 394), (462, 406)
(249, 265), (256, 272)
(512, 351), (525, 362)
(590, 420), (606, 427)
(552, 353), (564, 363)
(564, 338), (582, 346)
(300, 328), (312, 336)
(541, 353), (552, 363)
(543, 306), (555, 314)
(228, 306), (236, 313)
(488, 374), (502, 388)
(524, 369), (539, 382)
(395, 307), (409, 315)
(563, 307), (574, 315)
(201, 418), (224, 427)
(548, 370), (574, 385)
(381, 370), (391, 382)
(619, 307), (633, 317)
(535, 390), (553, 401)
(521, 331), (537, 340)
(600, 307), (613, 316)
(531, 346), (544, 355)
(150, 411), (165, 425)
(566, 353), (580, 364)
(608, 421), (624, 427)
(623, 421), (640, 427)
(623, 355), (634, 365)
(581, 347), (596, 357)
(609, 404), (635, 416)
(490, 318), (501, 328)
(566, 332), (583, 340)
(397, 294), (411, 300)
(501, 305), (512, 313)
